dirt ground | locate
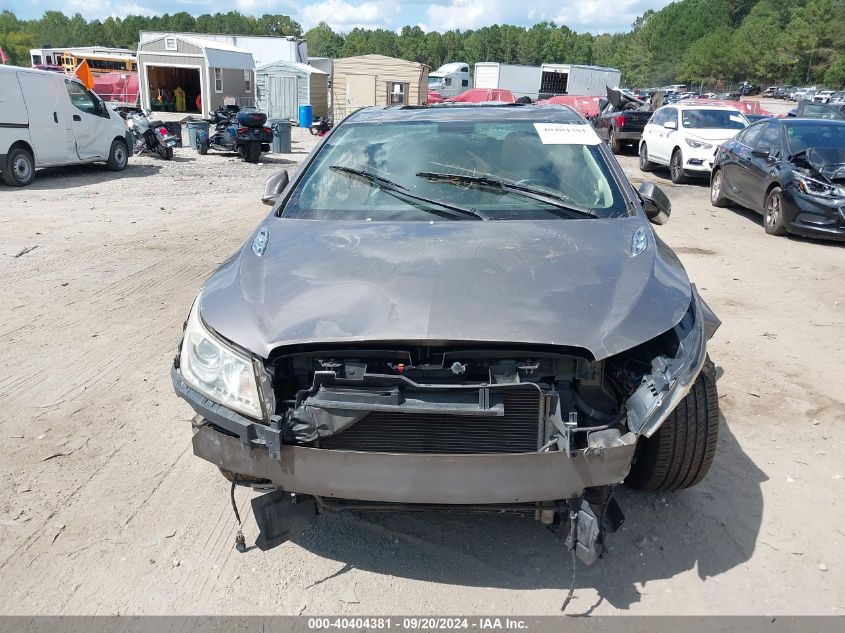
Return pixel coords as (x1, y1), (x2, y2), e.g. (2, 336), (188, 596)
(1, 112), (843, 616)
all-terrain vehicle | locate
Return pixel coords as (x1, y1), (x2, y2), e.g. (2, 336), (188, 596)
(196, 105), (272, 163)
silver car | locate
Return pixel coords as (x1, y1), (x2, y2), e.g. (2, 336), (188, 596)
(172, 105), (721, 562)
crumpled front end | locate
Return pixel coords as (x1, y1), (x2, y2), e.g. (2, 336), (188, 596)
(174, 285), (715, 507)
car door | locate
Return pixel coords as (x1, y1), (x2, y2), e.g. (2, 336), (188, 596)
(650, 107), (677, 163)
(16, 72), (75, 166)
(64, 80), (114, 161)
(721, 123), (764, 208)
(641, 108), (664, 158)
(744, 122), (785, 211)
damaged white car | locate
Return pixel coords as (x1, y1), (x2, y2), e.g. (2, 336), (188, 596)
(172, 104), (721, 564)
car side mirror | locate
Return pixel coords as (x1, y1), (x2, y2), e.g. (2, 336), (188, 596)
(638, 181), (671, 225)
(663, 120), (677, 130)
(262, 170), (289, 205)
(751, 148), (770, 159)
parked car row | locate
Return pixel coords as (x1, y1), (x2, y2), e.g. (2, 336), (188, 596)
(622, 92), (845, 243)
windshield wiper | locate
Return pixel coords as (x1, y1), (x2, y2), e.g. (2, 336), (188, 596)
(329, 165), (488, 221)
(416, 171), (602, 219)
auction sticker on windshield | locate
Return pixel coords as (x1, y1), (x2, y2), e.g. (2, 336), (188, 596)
(533, 123), (601, 145)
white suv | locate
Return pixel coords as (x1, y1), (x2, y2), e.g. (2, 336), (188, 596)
(639, 104), (749, 183)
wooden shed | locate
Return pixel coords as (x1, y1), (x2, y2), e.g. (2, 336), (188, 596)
(255, 60), (328, 121)
(331, 54), (429, 120)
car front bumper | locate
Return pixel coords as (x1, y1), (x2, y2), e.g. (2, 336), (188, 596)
(782, 187), (845, 241)
(174, 368), (637, 504)
(191, 421), (637, 504)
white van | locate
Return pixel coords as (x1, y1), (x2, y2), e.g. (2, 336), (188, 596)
(0, 65), (132, 187)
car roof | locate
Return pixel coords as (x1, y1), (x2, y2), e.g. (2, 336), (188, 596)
(344, 104), (585, 124)
(780, 118), (845, 127)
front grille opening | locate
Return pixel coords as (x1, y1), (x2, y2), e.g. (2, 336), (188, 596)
(319, 386), (542, 454)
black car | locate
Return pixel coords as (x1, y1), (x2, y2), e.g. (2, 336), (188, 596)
(710, 118), (845, 240)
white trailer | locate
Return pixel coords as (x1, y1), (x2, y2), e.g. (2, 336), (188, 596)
(539, 64), (621, 98)
(428, 62), (471, 98)
(473, 63), (542, 100)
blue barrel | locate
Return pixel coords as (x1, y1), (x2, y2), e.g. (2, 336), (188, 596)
(186, 120), (209, 150)
(298, 104), (313, 128)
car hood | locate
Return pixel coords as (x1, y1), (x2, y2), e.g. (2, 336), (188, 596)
(200, 218), (693, 361)
(685, 128), (744, 142)
(803, 147), (845, 182)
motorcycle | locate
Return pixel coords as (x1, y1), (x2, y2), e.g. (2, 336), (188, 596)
(309, 116), (333, 137)
(118, 107), (179, 160)
(196, 105), (272, 163)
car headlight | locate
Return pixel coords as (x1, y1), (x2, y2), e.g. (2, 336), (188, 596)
(685, 138), (713, 149)
(625, 288), (710, 438)
(794, 173), (845, 200)
(179, 292), (264, 419)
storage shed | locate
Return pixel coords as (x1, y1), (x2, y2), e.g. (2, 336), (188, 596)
(255, 60), (329, 121)
(137, 34), (255, 116)
(331, 54), (429, 120)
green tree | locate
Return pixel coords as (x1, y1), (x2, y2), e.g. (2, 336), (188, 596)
(305, 21), (344, 58)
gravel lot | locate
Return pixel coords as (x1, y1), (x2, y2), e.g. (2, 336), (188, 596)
(1, 113), (843, 616)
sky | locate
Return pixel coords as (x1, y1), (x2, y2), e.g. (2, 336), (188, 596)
(2, 0), (675, 35)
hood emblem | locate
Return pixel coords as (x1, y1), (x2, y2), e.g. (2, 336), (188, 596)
(252, 227), (269, 257)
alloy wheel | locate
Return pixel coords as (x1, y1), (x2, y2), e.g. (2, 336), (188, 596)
(766, 193), (780, 226)
(711, 172), (722, 203)
(671, 154), (682, 180)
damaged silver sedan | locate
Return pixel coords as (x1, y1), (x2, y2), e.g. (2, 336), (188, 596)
(172, 104), (721, 563)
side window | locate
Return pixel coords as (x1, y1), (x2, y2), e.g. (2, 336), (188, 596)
(461, 66), (469, 73)
(756, 122), (782, 156)
(165, 37), (177, 51)
(663, 108), (677, 127)
(445, 77), (452, 86)
(214, 68), (223, 93)
(737, 123), (763, 148)
(65, 81), (99, 116)
(649, 109), (665, 126)
(244, 70), (251, 93)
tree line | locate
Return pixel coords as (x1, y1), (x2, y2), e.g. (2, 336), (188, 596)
(1, 0), (843, 88)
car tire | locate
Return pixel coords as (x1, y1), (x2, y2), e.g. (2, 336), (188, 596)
(670, 149), (687, 184)
(609, 130), (622, 154)
(710, 169), (730, 207)
(763, 187), (788, 236)
(106, 139), (129, 171)
(639, 143), (654, 172)
(626, 367), (720, 492)
(2, 147), (35, 187)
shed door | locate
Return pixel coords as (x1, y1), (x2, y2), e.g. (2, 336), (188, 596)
(268, 75), (298, 119)
(347, 74), (376, 107)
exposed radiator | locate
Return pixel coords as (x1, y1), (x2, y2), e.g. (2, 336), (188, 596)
(320, 386), (543, 454)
